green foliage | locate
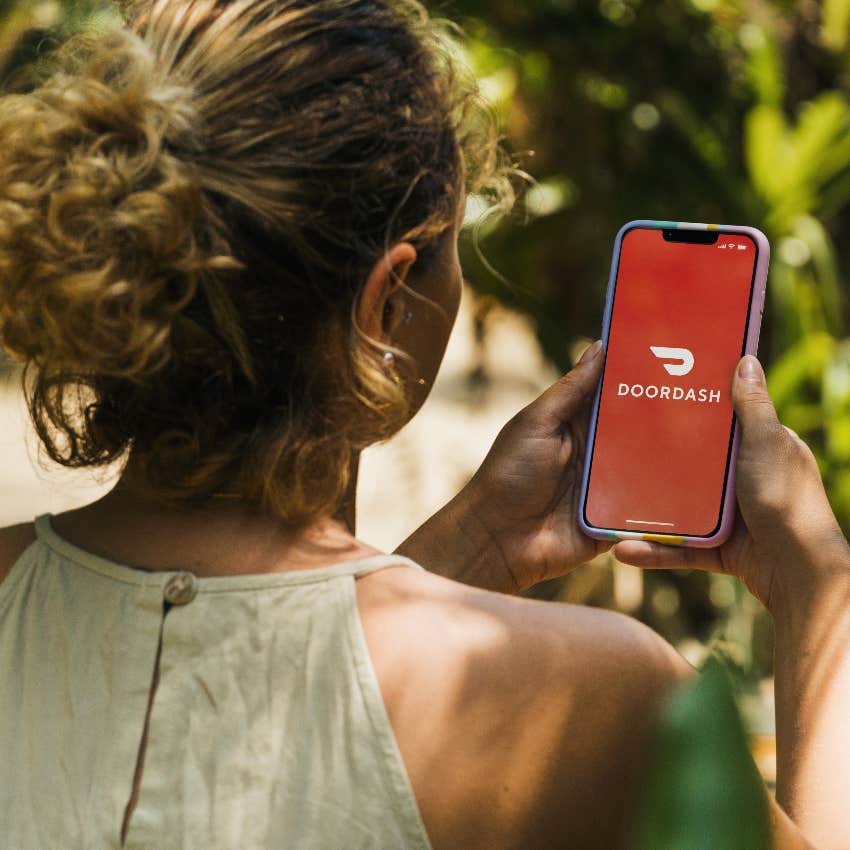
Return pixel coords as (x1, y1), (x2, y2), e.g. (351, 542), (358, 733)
(450, 0), (850, 679)
(0, 0), (120, 91)
(632, 655), (771, 850)
(823, 0), (850, 51)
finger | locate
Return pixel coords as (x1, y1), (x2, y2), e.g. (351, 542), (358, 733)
(525, 339), (604, 431)
(577, 338), (604, 366)
(613, 539), (724, 573)
(730, 355), (804, 523)
(731, 355), (788, 460)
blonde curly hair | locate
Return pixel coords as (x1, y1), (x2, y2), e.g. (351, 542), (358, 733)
(0, 0), (515, 525)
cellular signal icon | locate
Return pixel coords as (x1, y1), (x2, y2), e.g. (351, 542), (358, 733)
(718, 242), (728, 249)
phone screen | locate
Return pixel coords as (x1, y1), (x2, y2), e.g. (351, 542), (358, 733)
(583, 226), (759, 537)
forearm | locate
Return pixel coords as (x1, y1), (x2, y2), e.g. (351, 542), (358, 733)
(771, 548), (850, 850)
(394, 484), (518, 594)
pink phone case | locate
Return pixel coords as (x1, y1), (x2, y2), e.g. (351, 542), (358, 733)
(577, 220), (770, 548)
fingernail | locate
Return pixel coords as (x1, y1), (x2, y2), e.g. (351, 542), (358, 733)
(738, 355), (764, 383)
(580, 340), (603, 364)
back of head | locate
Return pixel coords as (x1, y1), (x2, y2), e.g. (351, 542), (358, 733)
(0, 0), (513, 524)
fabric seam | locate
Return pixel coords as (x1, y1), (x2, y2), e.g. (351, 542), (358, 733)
(343, 576), (434, 850)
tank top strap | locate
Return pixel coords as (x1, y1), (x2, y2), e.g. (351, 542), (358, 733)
(31, 512), (427, 591)
(328, 553), (426, 580)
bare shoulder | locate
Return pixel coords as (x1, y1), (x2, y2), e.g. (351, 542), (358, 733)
(0, 521), (37, 588)
(357, 564), (690, 699)
(356, 565), (694, 850)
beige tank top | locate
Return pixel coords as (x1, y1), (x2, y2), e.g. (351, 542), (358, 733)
(0, 514), (433, 850)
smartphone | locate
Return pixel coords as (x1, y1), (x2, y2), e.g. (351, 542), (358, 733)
(577, 220), (769, 548)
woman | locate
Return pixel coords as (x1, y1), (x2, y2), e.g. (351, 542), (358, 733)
(0, 1), (847, 848)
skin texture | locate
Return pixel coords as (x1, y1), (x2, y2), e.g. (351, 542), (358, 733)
(0, 194), (846, 847)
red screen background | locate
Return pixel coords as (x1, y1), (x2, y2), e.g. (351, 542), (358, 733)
(584, 227), (757, 536)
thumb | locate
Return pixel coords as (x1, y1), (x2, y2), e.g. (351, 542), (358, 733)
(731, 355), (782, 448)
(731, 354), (794, 520)
(730, 354), (849, 574)
(524, 339), (604, 431)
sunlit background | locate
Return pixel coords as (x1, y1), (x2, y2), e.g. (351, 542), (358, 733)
(6, 0), (850, 795)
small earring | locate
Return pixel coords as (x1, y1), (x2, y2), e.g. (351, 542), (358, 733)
(403, 311), (413, 325)
(383, 351), (395, 364)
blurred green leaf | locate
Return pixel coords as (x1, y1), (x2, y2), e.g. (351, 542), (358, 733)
(745, 105), (791, 204)
(831, 470), (850, 529)
(823, 0), (850, 50)
(578, 70), (628, 109)
(791, 216), (843, 336)
(827, 416), (850, 462)
(782, 402), (827, 434)
(632, 655), (770, 850)
(823, 340), (850, 413)
(767, 332), (837, 409)
(0, 0), (121, 90)
(789, 94), (848, 190)
(818, 167), (850, 221)
(823, 342), (850, 463)
(816, 129), (850, 187)
(744, 24), (783, 107)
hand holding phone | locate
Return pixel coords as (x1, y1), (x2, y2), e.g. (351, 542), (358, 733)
(612, 353), (850, 614)
(578, 220), (769, 548)
(436, 339), (610, 593)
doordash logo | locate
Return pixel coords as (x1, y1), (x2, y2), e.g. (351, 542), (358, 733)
(649, 346), (694, 376)
(616, 345), (721, 404)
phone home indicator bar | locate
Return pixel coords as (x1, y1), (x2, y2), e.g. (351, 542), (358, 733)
(625, 519), (676, 526)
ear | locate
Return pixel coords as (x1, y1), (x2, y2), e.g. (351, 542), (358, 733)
(356, 243), (418, 343)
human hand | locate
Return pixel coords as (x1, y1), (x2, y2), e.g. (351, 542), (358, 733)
(450, 338), (615, 591)
(613, 355), (850, 613)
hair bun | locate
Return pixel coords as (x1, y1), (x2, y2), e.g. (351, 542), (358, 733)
(0, 0), (515, 522)
(0, 26), (227, 378)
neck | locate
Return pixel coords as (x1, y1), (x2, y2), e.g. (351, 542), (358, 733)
(111, 449), (363, 536)
(334, 451), (361, 535)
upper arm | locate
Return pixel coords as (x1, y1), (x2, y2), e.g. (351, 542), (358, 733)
(382, 584), (697, 850)
(518, 606), (695, 850)
(521, 607), (821, 850)
(0, 522), (36, 587)
(519, 605), (816, 850)
(359, 571), (812, 850)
